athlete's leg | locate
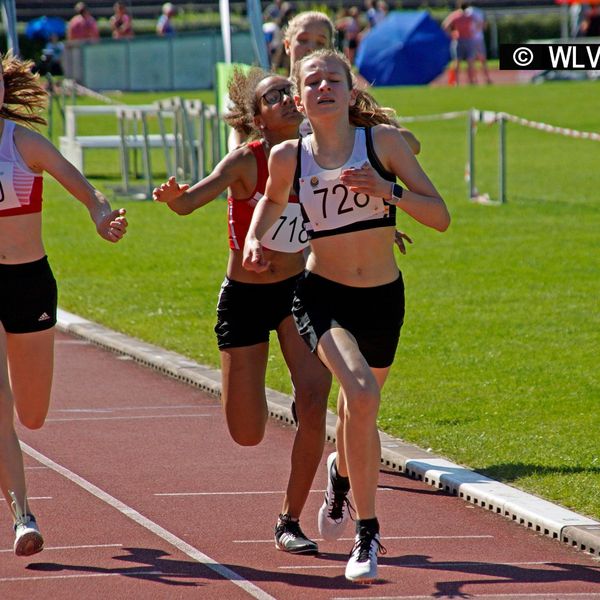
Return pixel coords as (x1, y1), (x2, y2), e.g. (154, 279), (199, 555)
(8, 328), (55, 430)
(220, 343), (269, 446)
(316, 327), (384, 520)
(0, 327), (28, 516)
(277, 315), (331, 517)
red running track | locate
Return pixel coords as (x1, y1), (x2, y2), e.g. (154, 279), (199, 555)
(1, 331), (599, 599)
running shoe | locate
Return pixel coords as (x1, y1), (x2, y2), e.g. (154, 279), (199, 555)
(318, 452), (352, 541)
(274, 513), (318, 554)
(10, 491), (44, 557)
(345, 527), (387, 583)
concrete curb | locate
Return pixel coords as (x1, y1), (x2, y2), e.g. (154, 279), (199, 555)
(56, 308), (600, 559)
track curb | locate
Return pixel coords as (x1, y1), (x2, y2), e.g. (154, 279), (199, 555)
(56, 308), (600, 559)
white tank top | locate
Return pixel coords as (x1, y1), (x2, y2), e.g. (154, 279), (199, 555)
(294, 127), (395, 239)
(0, 120), (43, 217)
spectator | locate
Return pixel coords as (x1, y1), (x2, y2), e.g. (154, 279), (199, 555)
(35, 34), (64, 77)
(465, 3), (492, 84)
(67, 2), (99, 43)
(580, 5), (600, 37)
(156, 2), (176, 37)
(442, 1), (476, 85)
(110, 2), (134, 40)
(336, 7), (363, 65)
(263, 0), (283, 22)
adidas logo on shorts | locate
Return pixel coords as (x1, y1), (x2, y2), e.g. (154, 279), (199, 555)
(38, 312), (51, 322)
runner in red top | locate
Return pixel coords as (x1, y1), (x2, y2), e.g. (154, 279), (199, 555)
(153, 68), (331, 554)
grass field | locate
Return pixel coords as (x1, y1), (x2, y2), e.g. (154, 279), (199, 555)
(41, 80), (600, 520)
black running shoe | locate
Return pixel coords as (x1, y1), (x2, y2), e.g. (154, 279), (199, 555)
(274, 513), (318, 554)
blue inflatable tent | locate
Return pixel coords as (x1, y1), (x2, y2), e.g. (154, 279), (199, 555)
(356, 11), (451, 86)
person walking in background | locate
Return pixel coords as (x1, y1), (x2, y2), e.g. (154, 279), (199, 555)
(336, 7), (363, 65)
(580, 5), (600, 37)
(0, 52), (128, 557)
(442, 1), (476, 85)
(110, 1), (134, 40)
(465, 3), (492, 84)
(156, 2), (176, 37)
(67, 2), (99, 43)
(243, 49), (449, 582)
(153, 68), (332, 555)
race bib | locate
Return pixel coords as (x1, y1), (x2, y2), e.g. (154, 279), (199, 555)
(298, 162), (389, 233)
(0, 162), (22, 212)
(262, 201), (309, 253)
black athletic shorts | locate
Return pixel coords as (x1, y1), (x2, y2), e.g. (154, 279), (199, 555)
(292, 271), (405, 368)
(0, 256), (58, 334)
(214, 274), (301, 349)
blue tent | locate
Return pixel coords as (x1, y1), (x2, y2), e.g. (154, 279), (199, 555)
(25, 16), (66, 42)
(356, 11), (451, 86)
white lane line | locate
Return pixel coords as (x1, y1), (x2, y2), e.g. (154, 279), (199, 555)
(155, 486), (398, 497)
(235, 535), (494, 544)
(25, 466), (49, 470)
(27, 496), (52, 500)
(0, 571), (162, 583)
(280, 561), (589, 570)
(53, 405), (219, 412)
(44, 414), (211, 423)
(332, 595), (600, 600)
(20, 442), (276, 600)
(0, 543), (122, 553)
(156, 490), (324, 497)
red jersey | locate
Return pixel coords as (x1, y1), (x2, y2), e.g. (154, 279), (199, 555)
(227, 140), (301, 251)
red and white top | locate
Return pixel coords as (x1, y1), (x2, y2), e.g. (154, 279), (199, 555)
(0, 120), (43, 217)
(227, 140), (308, 253)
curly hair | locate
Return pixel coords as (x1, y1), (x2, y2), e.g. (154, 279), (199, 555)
(283, 11), (335, 48)
(292, 49), (399, 128)
(223, 66), (272, 139)
(1, 52), (48, 128)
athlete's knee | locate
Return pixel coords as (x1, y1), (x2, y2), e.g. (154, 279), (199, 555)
(227, 421), (266, 446)
(16, 409), (47, 430)
(343, 381), (380, 421)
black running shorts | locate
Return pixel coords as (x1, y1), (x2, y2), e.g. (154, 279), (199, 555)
(214, 274), (302, 349)
(0, 256), (58, 334)
(292, 271), (405, 368)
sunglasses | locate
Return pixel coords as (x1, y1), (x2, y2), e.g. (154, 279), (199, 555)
(261, 86), (293, 106)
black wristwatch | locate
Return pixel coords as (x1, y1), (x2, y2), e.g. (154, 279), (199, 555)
(390, 183), (404, 204)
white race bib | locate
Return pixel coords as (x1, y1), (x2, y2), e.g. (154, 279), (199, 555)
(298, 162), (389, 233)
(0, 162), (21, 212)
(262, 201), (309, 253)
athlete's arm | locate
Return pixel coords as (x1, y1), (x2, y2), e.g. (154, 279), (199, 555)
(398, 126), (421, 155)
(243, 140), (297, 272)
(16, 126), (128, 243)
(152, 148), (249, 215)
(375, 124), (450, 232)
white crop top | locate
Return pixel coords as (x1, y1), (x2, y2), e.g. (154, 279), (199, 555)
(294, 127), (396, 239)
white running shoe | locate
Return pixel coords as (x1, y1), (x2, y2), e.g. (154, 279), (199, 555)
(10, 491), (44, 557)
(345, 529), (386, 583)
(317, 452), (352, 541)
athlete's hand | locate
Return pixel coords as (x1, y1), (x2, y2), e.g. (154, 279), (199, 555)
(340, 163), (392, 199)
(243, 237), (270, 273)
(97, 208), (128, 243)
(152, 176), (190, 203)
(394, 229), (413, 255)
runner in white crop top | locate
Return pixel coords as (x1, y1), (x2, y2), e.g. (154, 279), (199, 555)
(0, 52), (128, 558)
(243, 50), (450, 583)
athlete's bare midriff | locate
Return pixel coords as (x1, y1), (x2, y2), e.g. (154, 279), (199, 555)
(0, 213), (45, 264)
(306, 226), (399, 287)
(227, 247), (305, 283)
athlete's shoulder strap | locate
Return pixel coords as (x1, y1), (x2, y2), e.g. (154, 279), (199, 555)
(365, 126), (395, 183)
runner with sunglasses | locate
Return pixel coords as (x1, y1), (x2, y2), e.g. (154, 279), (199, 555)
(153, 68), (332, 553)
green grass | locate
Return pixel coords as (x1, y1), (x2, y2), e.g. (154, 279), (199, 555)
(42, 81), (600, 520)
